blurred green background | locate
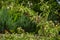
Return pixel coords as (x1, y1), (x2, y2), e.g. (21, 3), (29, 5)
(0, 0), (60, 40)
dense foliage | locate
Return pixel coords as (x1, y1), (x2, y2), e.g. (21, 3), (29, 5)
(0, 0), (60, 40)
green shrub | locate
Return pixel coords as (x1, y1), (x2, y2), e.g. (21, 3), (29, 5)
(0, 0), (60, 40)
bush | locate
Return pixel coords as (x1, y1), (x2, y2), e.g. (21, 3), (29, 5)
(0, 0), (60, 40)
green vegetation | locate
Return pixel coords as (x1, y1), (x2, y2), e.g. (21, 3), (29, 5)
(0, 0), (60, 40)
